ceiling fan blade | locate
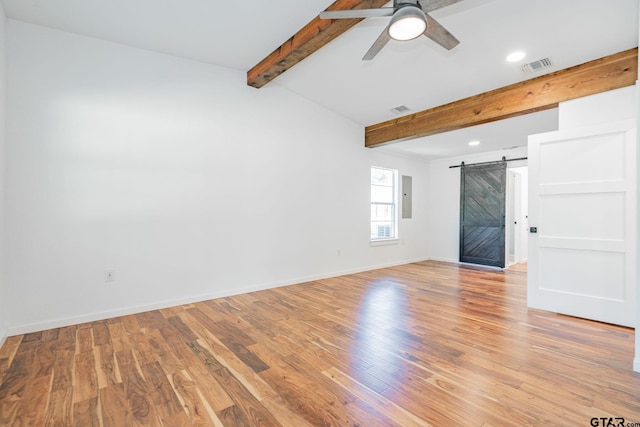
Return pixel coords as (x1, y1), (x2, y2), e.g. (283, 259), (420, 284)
(420, 0), (464, 13)
(423, 14), (460, 50)
(362, 26), (392, 60)
(320, 8), (394, 19)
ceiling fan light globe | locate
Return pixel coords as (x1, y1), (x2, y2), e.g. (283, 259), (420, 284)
(388, 6), (427, 41)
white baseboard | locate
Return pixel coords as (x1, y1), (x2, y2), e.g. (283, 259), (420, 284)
(6, 257), (431, 336)
(634, 357), (640, 373)
(427, 256), (459, 264)
(0, 328), (7, 350)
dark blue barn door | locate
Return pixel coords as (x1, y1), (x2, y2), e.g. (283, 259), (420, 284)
(459, 162), (506, 268)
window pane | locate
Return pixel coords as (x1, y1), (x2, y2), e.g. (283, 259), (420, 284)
(371, 204), (393, 221)
(371, 222), (393, 239)
(370, 166), (397, 241)
(371, 168), (393, 186)
(371, 186), (393, 203)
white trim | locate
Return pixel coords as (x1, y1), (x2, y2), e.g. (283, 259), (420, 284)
(634, 357), (640, 373)
(5, 257), (430, 336)
(371, 166), (399, 241)
(370, 239), (399, 247)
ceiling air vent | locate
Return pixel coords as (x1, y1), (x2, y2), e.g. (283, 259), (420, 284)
(521, 58), (553, 74)
(390, 105), (411, 114)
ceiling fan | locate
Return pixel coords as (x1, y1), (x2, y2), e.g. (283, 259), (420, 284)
(319, 0), (461, 60)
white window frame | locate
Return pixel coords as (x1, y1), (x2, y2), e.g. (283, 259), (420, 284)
(370, 166), (399, 244)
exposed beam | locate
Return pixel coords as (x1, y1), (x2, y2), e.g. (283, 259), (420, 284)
(365, 48), (638, 148)
(247, 0), (389, 89)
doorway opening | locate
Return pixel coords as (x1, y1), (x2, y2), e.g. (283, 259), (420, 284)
(506, 166), (528, 269)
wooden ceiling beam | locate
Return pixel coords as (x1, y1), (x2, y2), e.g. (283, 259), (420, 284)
(247, 0), (389, 89)
(365, 48), (638, 148)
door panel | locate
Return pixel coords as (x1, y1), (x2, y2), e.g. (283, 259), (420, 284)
(459, 162), (506, 267)
(538, 248), (625, 299)
(528, 120), (636, 327)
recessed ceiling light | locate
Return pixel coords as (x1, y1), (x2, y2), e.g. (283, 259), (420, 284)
(506, 51), (526, 62)
(468, 140), (480, 146)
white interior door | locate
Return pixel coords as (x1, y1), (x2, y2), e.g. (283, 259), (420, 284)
(528, 120), (636, 327)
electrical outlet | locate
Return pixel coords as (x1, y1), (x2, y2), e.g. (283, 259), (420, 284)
(104, 270), (115, 282)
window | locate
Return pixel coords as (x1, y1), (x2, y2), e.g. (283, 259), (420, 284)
(371, 166), (398, 241)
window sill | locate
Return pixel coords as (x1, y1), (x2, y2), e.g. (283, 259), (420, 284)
(370, 239), (399, 247)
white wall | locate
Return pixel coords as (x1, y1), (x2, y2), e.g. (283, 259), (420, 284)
(636, 5), (640, 373)
(5, 21), (430, 334)
(427, 148), (527, 263)
(637, 79), (640, 371)
(548, 85), (638, 368)
(559, 86), (637, 127)
(0, 5), (6, 347)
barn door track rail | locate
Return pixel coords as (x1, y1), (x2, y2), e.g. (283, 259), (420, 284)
(449, 156), (528, 169)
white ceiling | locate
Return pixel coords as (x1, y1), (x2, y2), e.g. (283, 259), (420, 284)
(2, 0), (637, 159)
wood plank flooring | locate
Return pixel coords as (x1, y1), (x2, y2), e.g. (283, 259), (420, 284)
(0, 260), (639, 426)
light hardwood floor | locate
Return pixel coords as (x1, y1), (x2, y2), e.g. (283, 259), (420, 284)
(0, 260), (639, 426)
